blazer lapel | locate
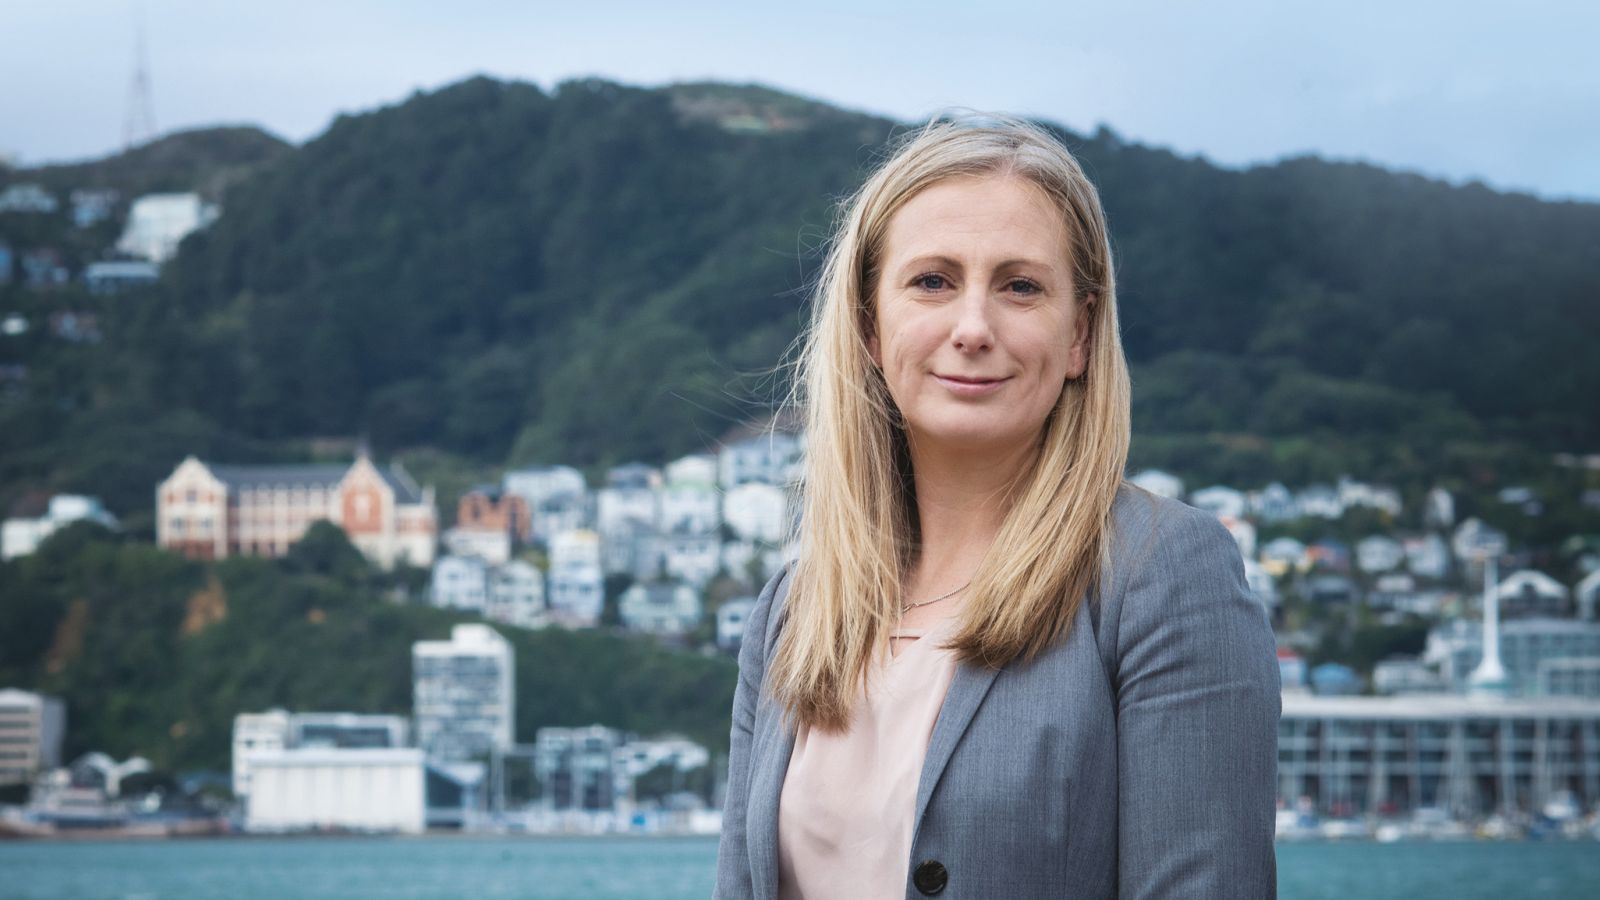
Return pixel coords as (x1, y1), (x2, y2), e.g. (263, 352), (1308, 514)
(911, 661), (1004, 844)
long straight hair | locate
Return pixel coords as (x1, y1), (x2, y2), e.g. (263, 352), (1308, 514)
(766, 112), (1132, 733)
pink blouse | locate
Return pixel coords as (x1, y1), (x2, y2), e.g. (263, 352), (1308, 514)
(776, 612), (963, 899)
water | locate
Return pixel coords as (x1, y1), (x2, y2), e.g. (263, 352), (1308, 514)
(1, 837), (1597, 899)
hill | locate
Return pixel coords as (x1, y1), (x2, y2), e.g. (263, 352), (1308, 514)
(1, 76), (1597, 524)
(0, 522), (738, 772)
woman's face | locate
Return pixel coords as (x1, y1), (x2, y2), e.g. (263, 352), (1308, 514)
(869, 173), (1089, 457)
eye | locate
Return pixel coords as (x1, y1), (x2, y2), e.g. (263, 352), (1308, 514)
(1007, 278), (1042, 296)
(913, 273), (950, 291)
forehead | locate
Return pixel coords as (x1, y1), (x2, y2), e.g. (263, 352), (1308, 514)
(879, 174), (1070, 269)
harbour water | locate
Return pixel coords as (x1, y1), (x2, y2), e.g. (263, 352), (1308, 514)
(2, 836), (1597, 899)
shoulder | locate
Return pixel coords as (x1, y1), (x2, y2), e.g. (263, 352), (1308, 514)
(1105, 482), (1245, 588)
(1099, 482), (1267, 675)
(741, 561), (797, 663)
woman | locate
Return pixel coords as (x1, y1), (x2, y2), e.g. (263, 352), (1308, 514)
(715, 113), (1280, 899)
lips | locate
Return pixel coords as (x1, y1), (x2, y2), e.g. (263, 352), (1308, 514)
(932, 373), (1012, 396)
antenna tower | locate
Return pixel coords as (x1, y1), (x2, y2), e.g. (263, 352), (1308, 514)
(124, 10), (157, 150)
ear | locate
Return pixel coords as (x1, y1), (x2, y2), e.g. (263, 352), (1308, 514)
(867, 331), (882, 367)
(1065, 294), (1093, 378)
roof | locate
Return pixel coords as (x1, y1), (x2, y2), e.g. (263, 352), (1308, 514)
(208, 463), (349, 489)
(1282, 691), (1600, 720)
(377, 463), (424, 504)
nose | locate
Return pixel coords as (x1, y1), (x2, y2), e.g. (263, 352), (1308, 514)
(949, 285), (995, 354)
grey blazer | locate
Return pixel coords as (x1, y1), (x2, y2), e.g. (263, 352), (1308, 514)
(713, 484), (1281, 899)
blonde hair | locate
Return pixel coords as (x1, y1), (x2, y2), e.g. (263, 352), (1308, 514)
(767, 111), (1132, 733)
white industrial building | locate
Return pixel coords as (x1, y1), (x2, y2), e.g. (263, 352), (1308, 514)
(245, 748), (427, 834)
(232, 709), (409, 798)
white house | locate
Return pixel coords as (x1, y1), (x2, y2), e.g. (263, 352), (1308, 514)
(1127, 469), (1183, 499)
(716, 598), (756, 651)
(115, 192), (218, 263)
(619, 580), (702, 636)
(1356, 535), (1405, 574)
(1189, 485), (1248, 520)
(2, 494), (118, 559)
(723, 482), (787, 543)
(717, 431), (802, 489)
(431, 555), (490, 612)
(548, 564), (605, 627)
(486, 560), (546, 629)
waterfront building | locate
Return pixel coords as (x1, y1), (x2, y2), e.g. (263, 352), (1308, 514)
(1579, 569), (1600, 621)
(245, 748), (428, 834)
(612, 735), (710, 803)
(534, 725), (624, 812)
(155, 453), (437, 569)
(1424, 617), (1600, 697)
(413, 624), (515, 762)
(232, 709), (408, 798)
(0, 689), (66, 786)
(618, 580), (701, 636)
(1493, 570), (1570, 618)
(716, 598), (756, 652)
(1278, 693), (1600, 818)
(115, 192), (217, 263)
(1, 494), (118, 560)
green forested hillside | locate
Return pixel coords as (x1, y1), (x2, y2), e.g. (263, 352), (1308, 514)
(2, 75), (1598, 524)
(0, 523), (737, 771)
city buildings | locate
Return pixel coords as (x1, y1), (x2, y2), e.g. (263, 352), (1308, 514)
(412, 625), (515, 762)
(114, 192), (218, 264)
(155, 453), (437, 569)
(1, 494), (118, 560)
(0, 689), (66, 786)
(1279, 693), (1600, 818)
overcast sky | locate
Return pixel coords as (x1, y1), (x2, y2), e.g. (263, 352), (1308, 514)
(3, 0), (1596, 201)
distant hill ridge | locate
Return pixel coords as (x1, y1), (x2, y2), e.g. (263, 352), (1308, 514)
(2, 76), (1597, 524)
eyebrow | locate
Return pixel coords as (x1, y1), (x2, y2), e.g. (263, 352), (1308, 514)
(895, 254), (1062, 278)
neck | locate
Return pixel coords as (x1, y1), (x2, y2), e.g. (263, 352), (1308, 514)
(903, 434), (1036, 594)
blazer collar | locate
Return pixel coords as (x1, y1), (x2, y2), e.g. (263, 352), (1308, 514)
(748, 661), (1005, 900)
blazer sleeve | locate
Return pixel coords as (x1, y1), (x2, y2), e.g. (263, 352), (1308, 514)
(1113, 506), (1281, 899)
(712, 565), (788, 900)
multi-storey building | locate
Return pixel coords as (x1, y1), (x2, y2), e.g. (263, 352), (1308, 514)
(156, 453), (436, 569)
(0, 688), (66, 786)
(413, 625), (515, 762)
(1278, 693), (1600, 818)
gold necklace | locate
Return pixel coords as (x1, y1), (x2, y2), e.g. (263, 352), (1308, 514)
(900, 580), (971, 613)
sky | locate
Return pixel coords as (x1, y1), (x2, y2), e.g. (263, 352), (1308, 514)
(2, 0), (1596, 201)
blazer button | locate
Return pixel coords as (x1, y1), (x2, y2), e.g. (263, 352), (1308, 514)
(912, 859), (948, 895)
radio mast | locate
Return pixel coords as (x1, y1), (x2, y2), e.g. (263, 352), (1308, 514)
(124, 9), (157, 150)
